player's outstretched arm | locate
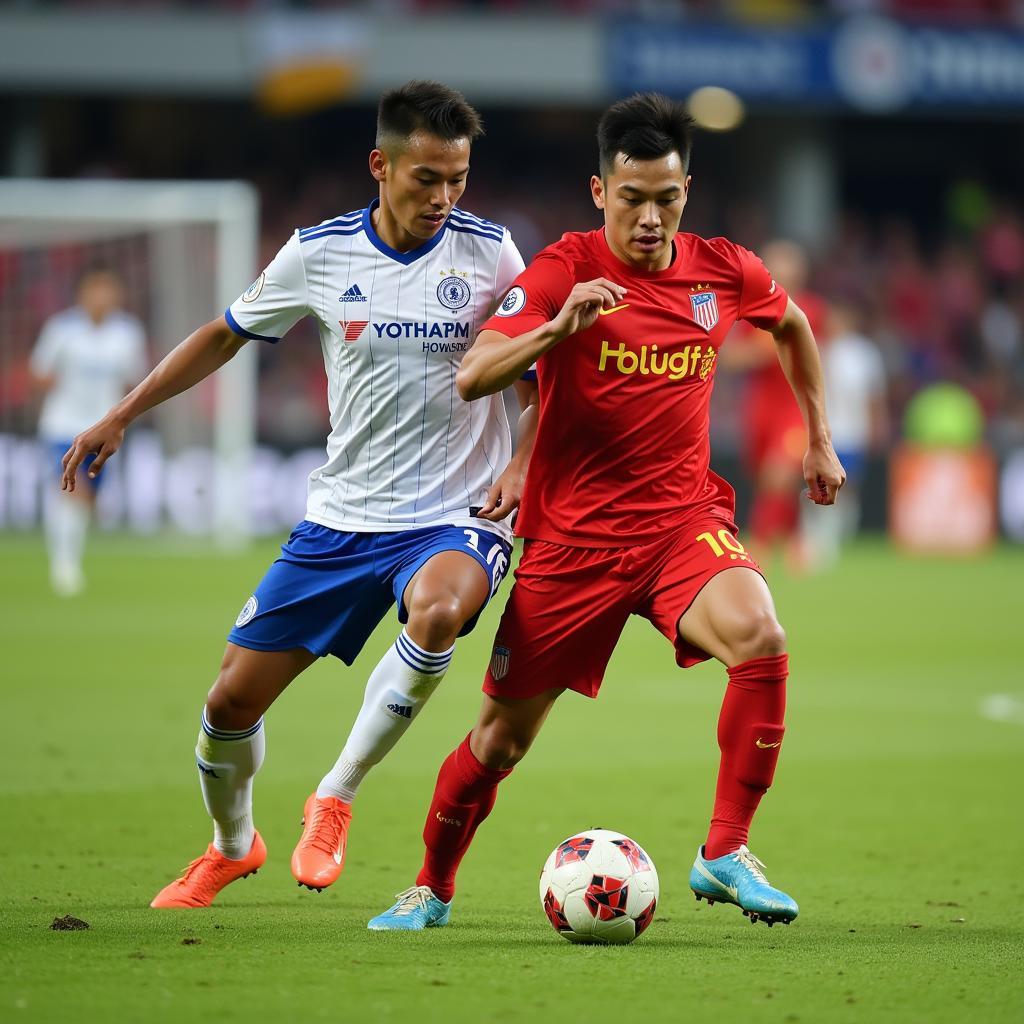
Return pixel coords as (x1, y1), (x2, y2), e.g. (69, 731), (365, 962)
(769, 298), (846, 505)
(476, 380), (539, 522)
(457, 279), (626, 400)
(61, 315), (246, 492)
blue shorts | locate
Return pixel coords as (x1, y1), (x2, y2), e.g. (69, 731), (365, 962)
(228, 520), (513, 664)
(48, 440), (102, 493)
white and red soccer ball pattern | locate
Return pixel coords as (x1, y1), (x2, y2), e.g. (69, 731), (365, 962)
(539, 828), (659, 945)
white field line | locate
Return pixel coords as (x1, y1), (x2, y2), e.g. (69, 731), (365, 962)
(979, 694), (1024, 726)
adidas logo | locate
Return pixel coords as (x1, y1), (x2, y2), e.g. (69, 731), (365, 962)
(339, 284), (368, 302)
(386, 702), (412, 719)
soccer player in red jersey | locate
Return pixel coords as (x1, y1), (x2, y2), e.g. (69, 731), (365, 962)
(368, 94), (845, 931)
(726, 239), (829, 568)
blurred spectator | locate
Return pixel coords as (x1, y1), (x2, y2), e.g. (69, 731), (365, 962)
(719, 239), (827, 570)
(803, 296), (888, 567)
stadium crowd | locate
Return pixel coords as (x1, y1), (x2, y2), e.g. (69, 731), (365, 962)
(22, 1), (1024, 23)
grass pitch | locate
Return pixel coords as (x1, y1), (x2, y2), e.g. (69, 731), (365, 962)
(2, 533), (1022, 1023)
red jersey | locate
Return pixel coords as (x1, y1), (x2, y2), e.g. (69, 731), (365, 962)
(481, 228), (789, 547)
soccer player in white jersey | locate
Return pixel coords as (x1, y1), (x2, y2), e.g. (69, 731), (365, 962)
(62, 81), (536, 908)
(31, 267), (147, 596)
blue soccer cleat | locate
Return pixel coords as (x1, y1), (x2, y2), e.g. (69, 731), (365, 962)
(690, 845), (798, 927)
(367, 885), (452, 931)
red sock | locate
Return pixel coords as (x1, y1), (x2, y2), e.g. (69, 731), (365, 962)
(704, 654), (788, 860)
(416, 734), (512, 903)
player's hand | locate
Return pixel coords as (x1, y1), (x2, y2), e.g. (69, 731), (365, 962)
(61, 415), (126, 493)
(548, 279), (627, 340)
(803, 440), (846, 505)
(476, 458), (527, 522)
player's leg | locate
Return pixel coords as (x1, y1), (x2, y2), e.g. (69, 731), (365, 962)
(315, 548), (492, 806)
(368, 540), (632, 930)
(153, 522), (386, 907)
(151, 643), (316, 908)
(747, 419), (807, 569)
(297, 537), (502, 890)
(367, 688), (562, 931)
(676, 565), (797, 924)
(750, 453), (803, 562)
(44, 443), (96, 596)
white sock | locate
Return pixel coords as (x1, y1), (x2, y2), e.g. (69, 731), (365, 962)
(317, 630), (454, 803)
(195, 709), (265, 860)
(44, 495), (89, 591)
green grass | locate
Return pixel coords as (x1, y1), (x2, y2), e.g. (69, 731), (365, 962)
(2, 533), (1022, 1023)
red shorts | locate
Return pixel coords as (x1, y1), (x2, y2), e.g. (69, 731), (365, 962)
(483, 521), (764, 701)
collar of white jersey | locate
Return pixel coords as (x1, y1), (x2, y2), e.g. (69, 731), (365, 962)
(362, 198), (450, 266)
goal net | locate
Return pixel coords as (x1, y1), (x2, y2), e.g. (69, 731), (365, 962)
(0, 179), (262, 546)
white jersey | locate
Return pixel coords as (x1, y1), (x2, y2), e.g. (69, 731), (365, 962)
(31, 307), (147, 441)
(227, 199), (525, 539)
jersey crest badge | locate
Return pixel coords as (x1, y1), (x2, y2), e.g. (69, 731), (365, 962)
(490, 643), (511, 680)
(235, 595), (258, 627)
(496, 286), (526, 317)
(689, 288), (719, 332)
(437, 276), (471, 311)
(242, 273), (265, 303)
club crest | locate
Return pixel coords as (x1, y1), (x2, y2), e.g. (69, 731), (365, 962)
(437, 276), (471, 310)
(235, 595), (258, 627)
(490, 643), (511, 680)
(689, 289), (719, 332)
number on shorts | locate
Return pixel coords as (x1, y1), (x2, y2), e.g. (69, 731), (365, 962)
(465, 530), (510, 596)
(695, 529), (751, 563)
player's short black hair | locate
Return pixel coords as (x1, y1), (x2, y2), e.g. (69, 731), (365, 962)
(376, 81), (484, 154)
(597, 93), (695, 177)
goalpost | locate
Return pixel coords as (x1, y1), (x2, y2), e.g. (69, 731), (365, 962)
(0, 179), (259, 547)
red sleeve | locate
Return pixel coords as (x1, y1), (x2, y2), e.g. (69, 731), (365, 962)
(735, 244), (789, 329)
(481, 251), (574, 337)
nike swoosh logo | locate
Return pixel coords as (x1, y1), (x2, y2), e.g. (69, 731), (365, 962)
(695, 861), (738, 900)
(755, 738), (781, 749)
(333, 849), (343, 865)
(597, 303), (630, 316)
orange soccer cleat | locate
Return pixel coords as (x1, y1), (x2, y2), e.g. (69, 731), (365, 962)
(150, 832), (267, 909)
(291, 793), (353, 892)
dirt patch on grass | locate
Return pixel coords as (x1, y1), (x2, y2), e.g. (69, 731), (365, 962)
(50, 915), (89, 931)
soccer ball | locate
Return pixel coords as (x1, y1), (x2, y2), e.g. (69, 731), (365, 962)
(539, 828), (659, 945)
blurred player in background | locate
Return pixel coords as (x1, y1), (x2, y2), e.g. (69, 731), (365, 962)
(804, 296), (888, 568)
(723, 240), (827, 570)
(369, 93), (844, 932)
(62, 81), (537, 909)
(30, 267), (147, 596)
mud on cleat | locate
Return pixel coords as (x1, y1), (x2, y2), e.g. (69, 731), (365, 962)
(367, 885), (451, 931)
(689, 844), (798, 926)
